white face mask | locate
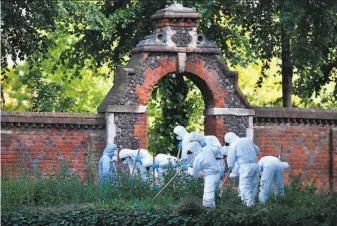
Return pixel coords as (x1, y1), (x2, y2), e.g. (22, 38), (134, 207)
(176, 135), (183, 140)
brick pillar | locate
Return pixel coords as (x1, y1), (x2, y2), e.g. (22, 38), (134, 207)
(204, 115), (227, 146)
(204, 108), (255, 144)
(134, 114), (148, 149)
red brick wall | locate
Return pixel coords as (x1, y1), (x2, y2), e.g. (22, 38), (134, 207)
(1, 112), (106, 180)
(332, 129), (337, 190)
(134, 114), (148, 149)
(254, 124), (336, 190)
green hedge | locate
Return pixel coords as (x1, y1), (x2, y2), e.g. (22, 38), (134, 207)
(2, 163), (337, 225)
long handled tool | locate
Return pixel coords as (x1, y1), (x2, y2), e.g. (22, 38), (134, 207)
(219, 170), (231, 196)
(176, 148), (181, 159)
(131, 149), (141, 176)
(152, 156), (193, 202)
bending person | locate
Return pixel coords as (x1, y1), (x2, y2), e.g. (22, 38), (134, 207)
(153, 154), (178, 179)
(119, 149), (153, 178)
(225, 132), (260, 207)
(185, 142), (220, 208)
(189, 132), (225, 178)
(98, 143), (117, 183)
(258, 156), (290, 203)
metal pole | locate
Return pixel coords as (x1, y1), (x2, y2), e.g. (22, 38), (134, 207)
(152, 156), (193, 202)
(219, 170), (231, 196)
(131, 149), (140, 176)
(176, 148), (181, 160)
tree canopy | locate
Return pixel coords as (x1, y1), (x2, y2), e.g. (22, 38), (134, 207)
(1, 0), (336, 112)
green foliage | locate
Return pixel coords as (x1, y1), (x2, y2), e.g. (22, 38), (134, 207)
(2, 176), (337, 225)
(221, 0), (337, 106)
(2, 159), (337, 225)
(148, 74), (204, 156)
(2, 0), (336, 111)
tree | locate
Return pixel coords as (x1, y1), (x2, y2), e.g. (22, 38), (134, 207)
(220, 0), (337, 107)
(1, 0), (58, 71)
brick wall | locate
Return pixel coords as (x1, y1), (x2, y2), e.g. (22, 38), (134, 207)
(253, 108), (337, 190)
(1, 112), (106, 180)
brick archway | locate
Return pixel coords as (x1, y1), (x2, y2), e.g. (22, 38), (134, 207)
(136, 57), (226, 108)
(97, 4), (254, 150)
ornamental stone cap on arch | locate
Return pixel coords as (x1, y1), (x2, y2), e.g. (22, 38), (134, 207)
(97, 4), (252, 113)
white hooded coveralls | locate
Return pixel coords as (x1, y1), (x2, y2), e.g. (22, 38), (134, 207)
(225, 132), (260, 207)
(119, 149), (153, 177)
(99, 143), (117, 182)
(154, 154), (178, 178)
(189, 132), (225, 178)
(258, 156), (290, 203)
(188, 142), (220, 208)
(173, 126), (190, 161)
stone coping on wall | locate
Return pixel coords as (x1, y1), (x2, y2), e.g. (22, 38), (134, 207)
(1, 111), (106, 129)
(254, 107), (337, 125)
(204, 108), (255, 116)
(102, 105), (148, 113)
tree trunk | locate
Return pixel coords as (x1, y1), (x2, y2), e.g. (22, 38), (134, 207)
(281, 28), (293, 107)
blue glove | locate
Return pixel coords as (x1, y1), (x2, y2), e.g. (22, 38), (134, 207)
(178, 141), (182, 149)
(135, 156), (141, 162)
(181, 164), (189, 170)
(151, 163), (159, 169)
(200, 140), (207, 147)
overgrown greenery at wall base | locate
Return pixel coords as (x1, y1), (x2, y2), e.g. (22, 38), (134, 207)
(2, 161), (337, 225)
(2, 191), (337, 225)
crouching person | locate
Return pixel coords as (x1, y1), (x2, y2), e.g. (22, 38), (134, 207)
(258, 156), (290, 203)
(119, 149), (153, 179)
(153, 154), (178, 179)
(186, 142), (220, 209)
(98, 143), (117, 183)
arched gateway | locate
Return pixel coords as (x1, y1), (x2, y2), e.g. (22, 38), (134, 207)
(98, 4), (254, 149)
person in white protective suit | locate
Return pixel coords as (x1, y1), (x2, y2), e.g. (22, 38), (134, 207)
(225, 132), (260, 207)
(152, 154), (178, 179)
(258, 156), (290, 203)
(189, 132), (225, 179)
(173, 125), (190, 161)
(98, 143), (117, 182)
(119, 149), (153, 178)
(184, 142), (220, 208)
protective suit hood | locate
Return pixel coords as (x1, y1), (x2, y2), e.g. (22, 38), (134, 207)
(224, 132), (239, 145)
(189, 132), (204, 143)
(205, 136), (222, 148)
(119, 149), (133, 159)
(173, 126), (188, 139)
(103, 143), (117, 158)
(186, 141), (203, 155)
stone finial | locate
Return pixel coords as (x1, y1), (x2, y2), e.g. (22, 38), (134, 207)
(150, 4), (201, 28)
(133, 4), (219, 53)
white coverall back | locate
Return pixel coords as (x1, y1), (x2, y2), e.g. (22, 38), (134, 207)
(192, 145), (220, 208)
(226, 135), (260, 207)
(258, 156), (290, 203)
